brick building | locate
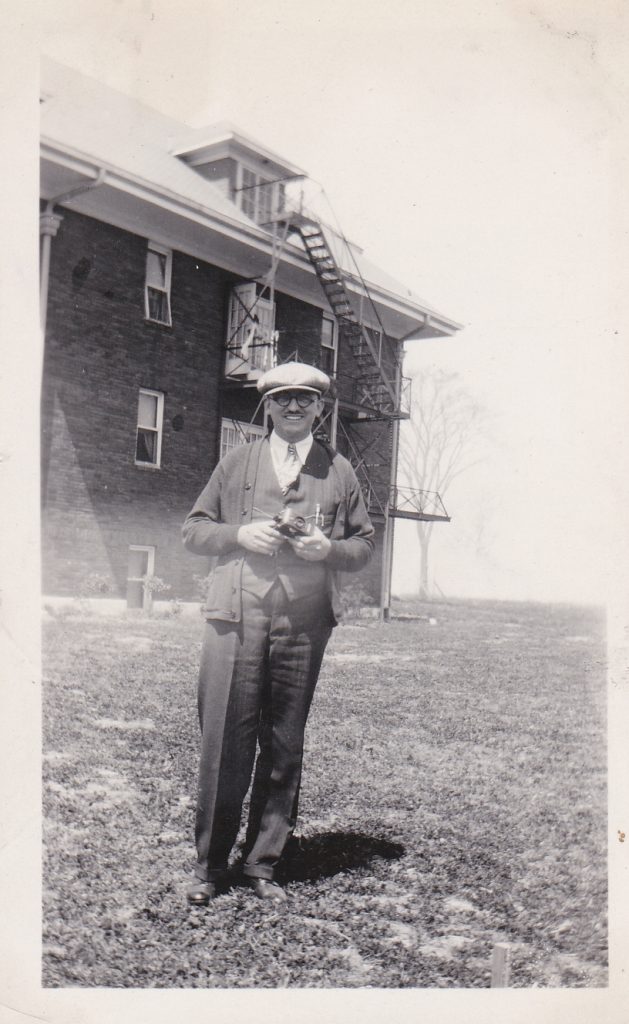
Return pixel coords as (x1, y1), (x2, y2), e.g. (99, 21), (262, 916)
(40, 58), (460, 611)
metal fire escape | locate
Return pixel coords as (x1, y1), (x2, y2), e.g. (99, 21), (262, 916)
(274, 212), (400, 417)
(275, 210), (413, 422)
(270, 205), (450, 530)
(222, 185), (450, 542)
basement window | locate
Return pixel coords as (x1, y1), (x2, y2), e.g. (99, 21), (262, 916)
(135, 388), (164, 468)
(127, 545), (155, 610)
(144, 242), (172, 325)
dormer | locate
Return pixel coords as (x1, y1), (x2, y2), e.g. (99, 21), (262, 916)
(171, 122), (306, 227)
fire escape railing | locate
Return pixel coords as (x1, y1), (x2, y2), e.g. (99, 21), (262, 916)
(224, 186), (450, 530)
(335, 416), (387, 517)
(389, 486), (450, 522)
(269, 196), (407, 418)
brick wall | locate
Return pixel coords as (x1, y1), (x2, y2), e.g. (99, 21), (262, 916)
(41, 208), (388, 605)
(338, 520), (383, 606)
(337, 417), (393, 513)
(42, 210), (233, 598)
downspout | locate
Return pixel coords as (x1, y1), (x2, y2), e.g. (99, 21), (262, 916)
(39, 169), (107, 335)
(379, 356), (403, 622)
(378, 324), (426, 619)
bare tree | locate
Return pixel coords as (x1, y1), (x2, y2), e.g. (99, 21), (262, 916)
(398, 367), (485, 598)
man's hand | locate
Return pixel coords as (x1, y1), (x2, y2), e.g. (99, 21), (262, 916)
(237, 521), (284, 556)
(287, 526), (331, 561)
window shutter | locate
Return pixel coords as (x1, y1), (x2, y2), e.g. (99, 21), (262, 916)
(225, 283), (276, 376)
(227, 282), (257, 349)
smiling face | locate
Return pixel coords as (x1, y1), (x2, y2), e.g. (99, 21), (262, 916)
(266, 390), (324, 443)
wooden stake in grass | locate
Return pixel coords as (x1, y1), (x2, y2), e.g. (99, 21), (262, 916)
(491, 943), (511, 987)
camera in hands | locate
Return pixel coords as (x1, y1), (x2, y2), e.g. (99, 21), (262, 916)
(272, 508), (314, 538)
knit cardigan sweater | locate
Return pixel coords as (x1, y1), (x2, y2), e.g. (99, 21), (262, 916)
(182, 435), (375, 624)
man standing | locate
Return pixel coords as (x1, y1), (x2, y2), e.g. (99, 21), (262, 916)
(182, 362), (374, 905)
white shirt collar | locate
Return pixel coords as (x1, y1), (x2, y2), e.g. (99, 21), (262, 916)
(269, 430), (314, 465)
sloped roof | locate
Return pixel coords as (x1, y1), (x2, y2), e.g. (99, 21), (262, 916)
(317, 225), (454, 325)
(41, 57), (256, 231)
(171, 120), (306, 180)
(40, 57), (461, 335)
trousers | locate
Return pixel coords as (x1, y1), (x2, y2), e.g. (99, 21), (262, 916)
(194, 581), (334, 882)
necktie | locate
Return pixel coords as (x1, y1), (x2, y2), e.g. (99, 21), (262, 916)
(278, 443), (301, 493)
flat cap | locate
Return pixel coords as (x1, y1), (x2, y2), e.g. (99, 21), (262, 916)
(257, 361), (330, 398)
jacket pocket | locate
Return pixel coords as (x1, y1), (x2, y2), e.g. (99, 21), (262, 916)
(330, 502), (346, 539)
(202, 559), (235, 613)
(319, 512), (337, 537)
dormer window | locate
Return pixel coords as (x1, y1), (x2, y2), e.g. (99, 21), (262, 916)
(172, 124), (304, 229)
(239, 166), (285, 226)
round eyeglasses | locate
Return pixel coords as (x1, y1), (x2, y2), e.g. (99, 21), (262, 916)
(270, 392), (317, 408)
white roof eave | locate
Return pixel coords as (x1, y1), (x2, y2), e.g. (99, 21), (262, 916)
(40, 139), (460, 337)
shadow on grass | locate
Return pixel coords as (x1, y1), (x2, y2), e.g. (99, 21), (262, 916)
(277, 831), (405, 883)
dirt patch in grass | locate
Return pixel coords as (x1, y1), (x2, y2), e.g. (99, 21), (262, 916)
(42, 599), (607, 988)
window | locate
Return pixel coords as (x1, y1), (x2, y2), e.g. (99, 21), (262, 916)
(127, 545), (155, 610)
(135, 388), (164, 467)
(321, 314), (338, 374)
(144, 242), (172, 325)
(225, 282), (277, 377)
(220, 418), (265, 459)
(239, 165), (284, 225)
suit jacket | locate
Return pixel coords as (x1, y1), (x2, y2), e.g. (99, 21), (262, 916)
(182, 435), (375, 624)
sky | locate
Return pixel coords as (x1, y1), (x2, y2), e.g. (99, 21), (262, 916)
(37, 0), (629, 605)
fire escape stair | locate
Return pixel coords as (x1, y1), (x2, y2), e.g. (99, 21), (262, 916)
(277, 213), (400, 415)
(266, 210), (450, 527)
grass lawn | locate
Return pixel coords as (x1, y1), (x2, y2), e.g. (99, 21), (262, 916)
(42, 598), (607, 988)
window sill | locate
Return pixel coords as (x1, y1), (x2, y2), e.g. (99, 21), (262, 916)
(144, 318), (173, 329)
(134, 461), (162, 471)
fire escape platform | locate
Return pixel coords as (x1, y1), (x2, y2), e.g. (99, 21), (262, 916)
(388, 487), (450, 523)
(221, 375), (261, 390)
(389, 509), (451, 522)
(335, 396), (410, 422)
(265, 211), (320, 230)
(364, 504), (451, 525)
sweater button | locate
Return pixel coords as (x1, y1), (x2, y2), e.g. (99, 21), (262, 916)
(241, 509), (248, 516)
(244, 483), (252, 490)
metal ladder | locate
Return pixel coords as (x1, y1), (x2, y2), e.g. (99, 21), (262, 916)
(276, 212), (400, 414)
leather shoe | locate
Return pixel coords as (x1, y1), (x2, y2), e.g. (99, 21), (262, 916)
(248, 877), (287, 903)
(186, 879), (218, 906)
